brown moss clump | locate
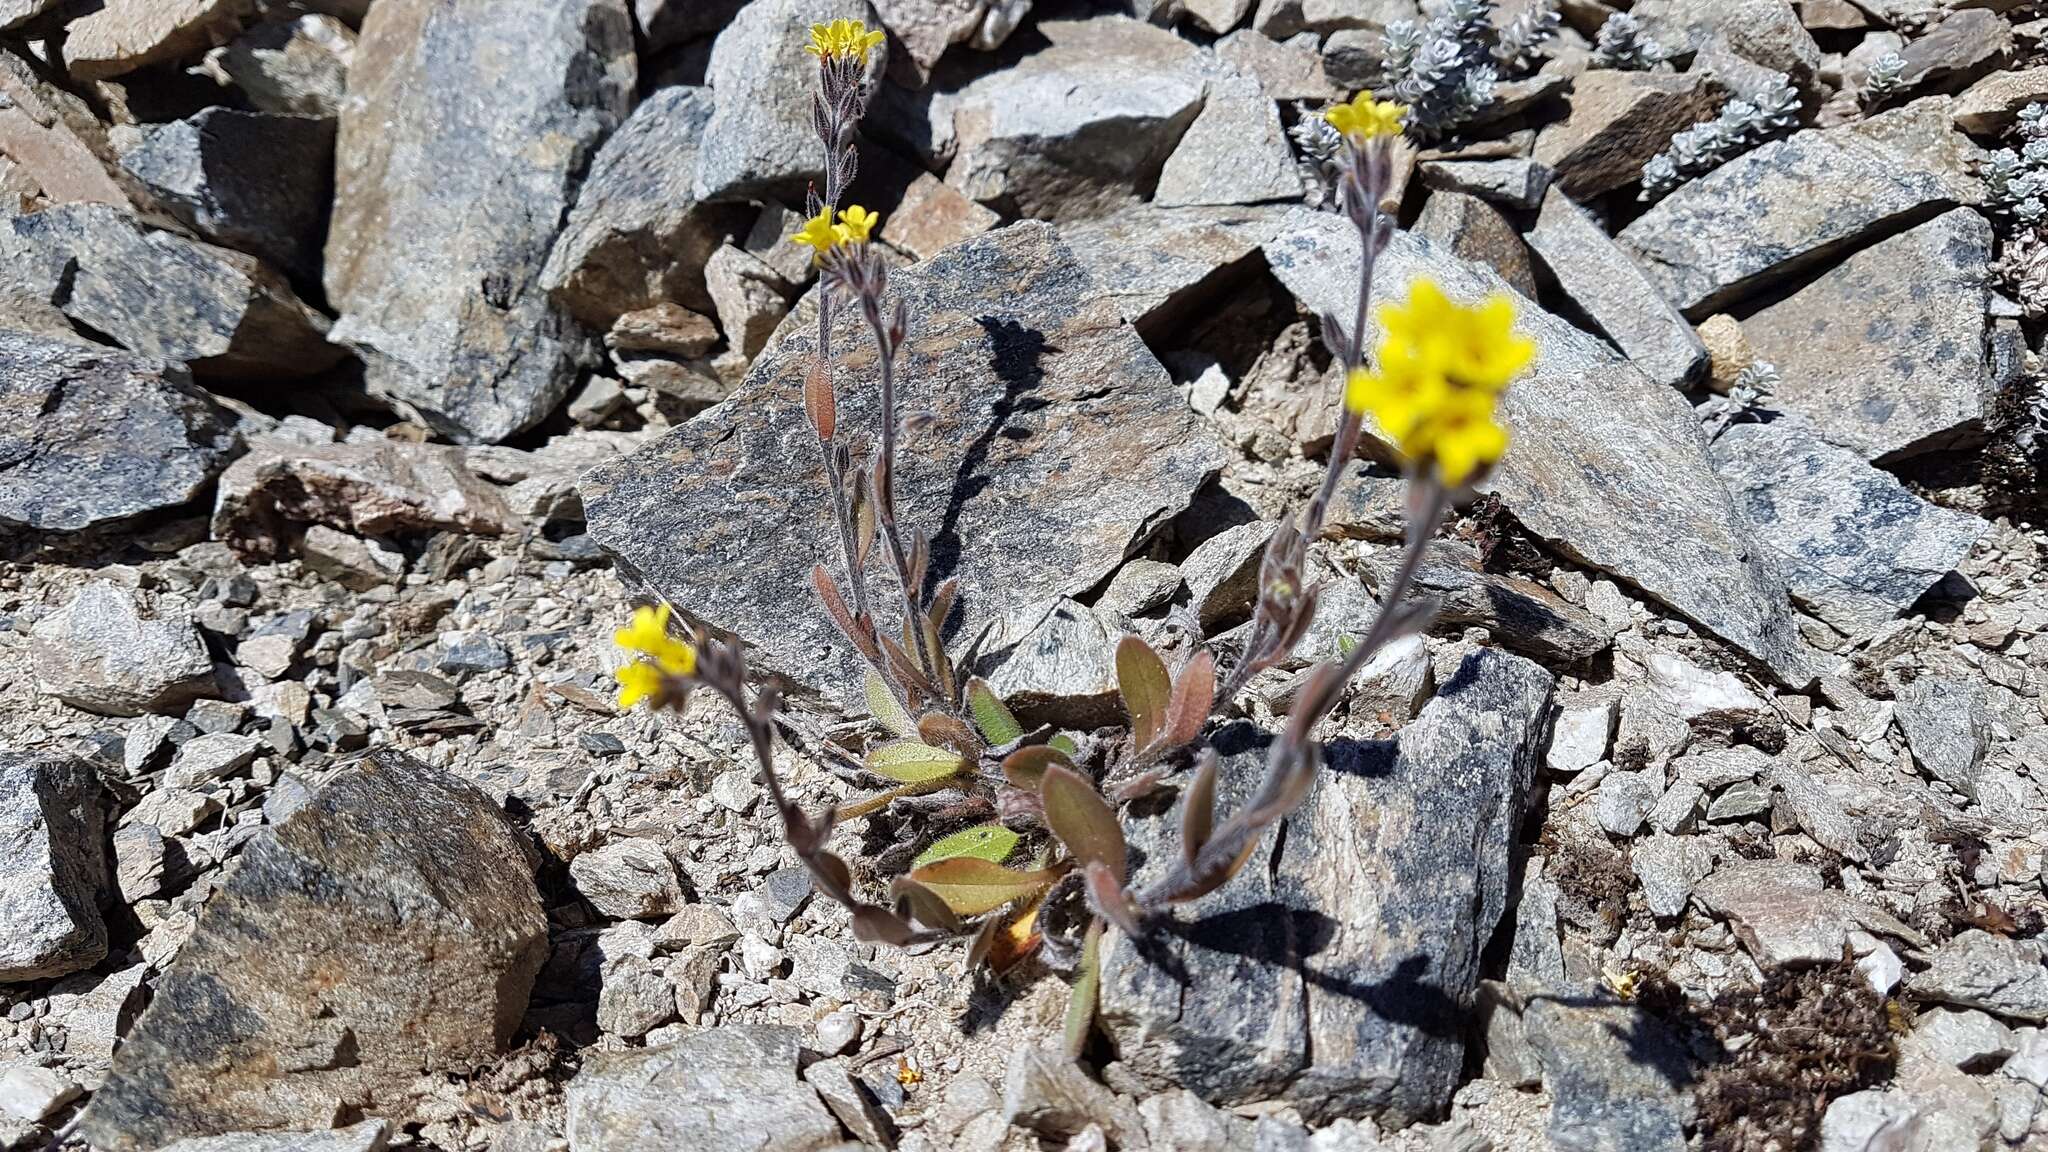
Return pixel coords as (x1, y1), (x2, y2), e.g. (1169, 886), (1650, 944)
(1693, 966), (1897, 1152)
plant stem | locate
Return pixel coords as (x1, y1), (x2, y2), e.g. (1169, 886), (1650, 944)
(861, 295), (943, 694)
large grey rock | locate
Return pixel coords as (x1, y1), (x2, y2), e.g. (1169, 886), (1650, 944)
(1694, 859), (1926, 967)
(218, 14), (356, 119)
(978, 597), (1123, 729)
(0, 752), (107, 983)
(945, 16), (1205, 220)
(1533, 69), (1727, 200)
(1629, 0), (1822, 101)
(1739, 208), (1994, 462)
(1894, 674), (1990, 799)
(541, 86), (742, 328)
(564, 1025), (840, 1152)
(1896, 9), (2012, 97)
(326, 0), (635, 443)
(633, 0), (748, 53)
(1154, 73), (1302, 208)
(121, 108), (335, 283)
(1711, 417), (1987, 635)
(692, 0), (868, 204)
(1265, 210), (1817, 686)
(1908, 931), (2048, 1024)
(156, 1120), (390, 1152)
(212, 436), (512, 558)
(1412, 191), (1537, 300)
(1525, 187), (1707, 391)
(31, 580), (216, 717)
(6, 203), (340, 379)
(1524, 1000), (1691, 1151)
(582, 222), (1228, 703)
(80, 749), (547, 1151)
(0, 0), (63, 33)
(1616, 128), (1960, 318)
(1100, 649), (1555, 1125)
(61, 0), (247, 82)
(1364, 539), (1612, 665)
(0, 332), (239, 532)
(1058, 203), (1287, 337)
(871, 0), (985, 86)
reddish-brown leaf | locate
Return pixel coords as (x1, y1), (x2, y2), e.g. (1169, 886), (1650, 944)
(804, 361), (836, 440)
(1041, 764), (1126, 880)
(812, 565), (880, 665)
(1116, 635), (1171, 751)
(1161, 650), (1215, 751)
(1001, 744), (1070, 791)
(889, 876), (963, 934)
(1181, 748), (1218, 867)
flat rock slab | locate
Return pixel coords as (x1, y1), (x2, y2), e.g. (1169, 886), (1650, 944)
(62, 0), (245, 81)
(0, 751), (107, 983)
(1101, 648), (1554, 1125)
(1533, 69), (1727, 200)
(1523, 999), (1691, 1151)
(0, 331), (239, 533)
(325, 0), (635, 443)
(1712, 417), (1987, 636)
(1154, 72), (1302, 209)
(31, 580), (216, 717)
(1525, 187), (1707, 390)
(583, 222), (1228, 703)
(81, 748), (547, 1151)
(564, 1025), (839, 1152)
(1617, 127), (1960, 318)
(120, 107), (336, 284)
(1265, 210), (1817, 687)
(1739, 207), (1993, 462)
(212, 436), (512, 559)
(1058, 204), (1288, 338)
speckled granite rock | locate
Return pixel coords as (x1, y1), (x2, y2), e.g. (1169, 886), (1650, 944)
(0, 752), (108, 983)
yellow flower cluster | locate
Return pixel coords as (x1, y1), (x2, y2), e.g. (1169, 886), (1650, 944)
(614, 604), (696, 709)
(1324, 93), (1407, 144)
(1344, 280), (1534, 486)
(791, 204), (880, 262)
(805, 19), (885, 61)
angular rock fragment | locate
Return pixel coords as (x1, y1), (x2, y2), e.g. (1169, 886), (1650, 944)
(327, 0), (636, 442)
(80, 749), (547, 1151)
(945, 17), (1205, 220)
(1952, 67), (2048, 136)
(1693, 859), (1925, 967)
(542, 86), (741, 327)
(1908, 931), (2048, 1024)
(1739, 208), (1994, 461)
(0, 332), (239, 532)
(564, 1025), (839, 1152)
(1266, 210), (1816, 685)
(212, 436), (511, 558)
(582, 223), (1228, 702)
(218, 13), (356, 119)
(1525, 187), (1707, 391)
(1896, 9), (2012, 97)
(0, 49), (154, 211)
(1154, 73), (1302, 208)
(692, 0), (868, 204)
(871, 0), (985, 86)
(1524, 1000), (1690, 1152)
(1894, 674), (1990, 799)
(155, 1120), (391, 1152)
(879, 170), (1002, 262)
(1364, 539), (1612, 665)
(1101, 649), (1554, 1124)
(0, 752), (107, 983)
(703, 245), (789, 362)
(1059, 204), (1287, 337)
(632, 0), (747, 54)
(1211, 29), (1337, 103)
(1629, 0), (1823, 101)
(62, 0), (247, 82)
(31, 581), (216, 717)
(1413, 191), (1537, 299)
(1616, 127), (1959, 317)
(1533, 70), (1726, 200)
(978, 597), (1122, 729)
(121, 108), (335, 282)
(1711, 417), (1987, 634)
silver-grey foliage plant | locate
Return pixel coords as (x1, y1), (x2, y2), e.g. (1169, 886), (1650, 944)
(1639, 76), (1800, 201)
(1589, 12), (1667, 71)
(1984, 103), (2048, 321)
(1377, 0), (1559, 141)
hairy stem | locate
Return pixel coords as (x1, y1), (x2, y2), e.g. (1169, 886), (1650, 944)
(860, 295), (943, 692)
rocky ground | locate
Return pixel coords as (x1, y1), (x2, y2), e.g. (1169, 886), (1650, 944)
(3, 0), (2048, 1150)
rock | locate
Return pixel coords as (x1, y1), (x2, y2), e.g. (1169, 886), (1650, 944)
(1766, 757), (1864, 861)
(583, 223), (1228, 704)
(945, 17), (1206, 220)
(596, 960), (676, 1039)
(0, 333), (239, 533)
(6, 203), (339, 379)
(1058, 204), (1286, 337)
(571, 839), (685, 920)
(0, 1065), (81, 1122)
(542, 86), (739, 328)
(1897, 9), (2012, 97)
(693, 0), (866, 204)
(1101, 649), (1554, 1124)
(1265, 211), (1817, 686)
(300, 525), (405, 590)
(1694, 859), (1925, 967)
(1630, 0), (1823, 101)
(212, 436), (512, 559)
(1908, 931), (2048, 1024)
(326, 0), (635, 443)
(1643, 651), (1777, 746)
(1003, 1046), (1146, 1148)
(1154, 73), (1302, 208)
(1696, 314), (1751, 392)
(1908, 1008), (2018, 1071)
(871, 0), (984, 86)
(1710, 417), (1987, 634)
(1952, 67), (2048, 136)
(62, 0), (247, 82)
(31, 581), (215, 717)
(1139, 1088), (1253, 1151)
(1597, 770), (1660, 836)
(120, 108), (335, 283)
(1534, 70), (1727, 200)
(1250, 0), (1409, 38)
(1211, 29), (1337, 103)
(879, 170), (1003, 262)
(80, 749), (546, 1151)
(0, 0), (62, 32)
(608, 304), (720, 358)
(1413, 191), (1538, 300)
(1523, 1000), (1690, 1152)
(1548, 698), (1616, 775)
(1364, 539), (1612, 665)
(1738, 207), (1993, 461)
(563, 1025), (840, 1152)
(1525, 187), (1707, 390)
(154, 1120), (391, 1152)
(0, 752), (107, 983)
(1632, 833), (1714, 917)
(2006, 1029), (2048, 1089)
(803, 1057), (895, 1146)
(978, 598), (1123, 729)
(218, 14), (356, 119)
(113, 823), (166, 902)
(1616, 127), (1960, 318)
(632, 0), (747, 54)
(1894, 674), (1990, 799)
(0, 49), (157, 216)
(703, 245), (790, 361)
(167, 732), (261, 789)
(1417, 158), (1552, 210)
(1101, 559), (1184, 617)
(1182, 521), (1274, 631)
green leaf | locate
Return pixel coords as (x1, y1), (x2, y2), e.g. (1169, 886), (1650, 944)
(1116, 635), (1171, 750)
(866, 740), (964, 783)
(1337, 633), (1359, 659)
(1063, 917), (1103, 1061)
(907, 857), (1061, 916)
(914, 823), (1022, 870)
(1048, 733), (1079, 758)
(865, 669), (916, 738)
(967, 678), (1023, 747)
(1041, 764), (1127, 880)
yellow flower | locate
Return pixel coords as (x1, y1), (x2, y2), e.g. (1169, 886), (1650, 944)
(1324, 94), (1407, 143)
(1343, 350), (1448, 442)
(1403, 387), (1509, 487)
(614, 603), (696, 677)
(614, 661), (664, 710)
(805, 19), (885, 60)
(791, 208), (842, 262)
(1378, 280), (1534, 394)
(835, 204), (879, 245)
(1344, 278), (1527, 486)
